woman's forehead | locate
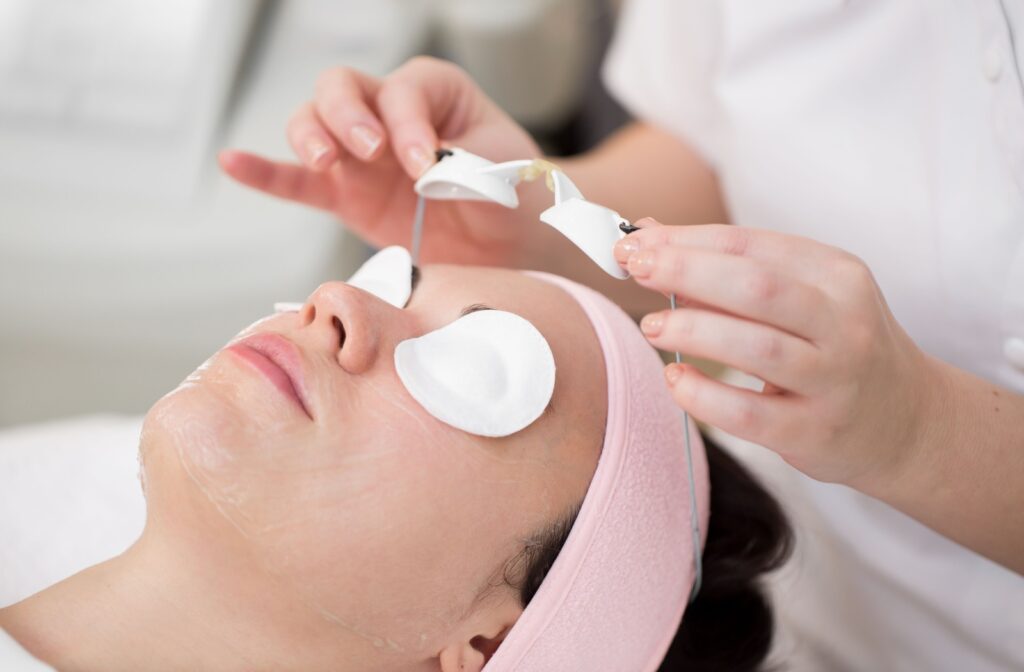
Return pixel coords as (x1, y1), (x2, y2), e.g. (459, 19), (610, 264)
(417, 265), (571, 315)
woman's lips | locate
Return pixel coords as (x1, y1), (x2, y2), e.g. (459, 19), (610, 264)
(227, 333), (314, 419)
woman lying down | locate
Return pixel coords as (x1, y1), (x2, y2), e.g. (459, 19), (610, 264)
(0, 248), (792, 672)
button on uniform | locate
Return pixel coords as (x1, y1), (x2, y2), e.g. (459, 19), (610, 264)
(1005, 336), (1024, 372)
(984, 43), (1003, 81)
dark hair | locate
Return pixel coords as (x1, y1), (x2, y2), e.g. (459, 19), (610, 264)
(514, 435), (793, 672)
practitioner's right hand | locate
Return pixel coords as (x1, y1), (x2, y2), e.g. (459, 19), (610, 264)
(220, 56), (546, 267)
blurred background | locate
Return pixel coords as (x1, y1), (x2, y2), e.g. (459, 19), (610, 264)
(0, 0), (631, 428)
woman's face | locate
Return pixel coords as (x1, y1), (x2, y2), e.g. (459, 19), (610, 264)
(138, 265), (605, 664)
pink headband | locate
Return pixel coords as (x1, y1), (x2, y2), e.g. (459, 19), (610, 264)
(485, 272), (711, 671)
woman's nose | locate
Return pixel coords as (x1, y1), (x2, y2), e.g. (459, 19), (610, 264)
(300, 282), (395, 374)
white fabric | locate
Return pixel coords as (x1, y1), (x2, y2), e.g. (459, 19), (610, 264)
(0, 416), (146, 608)
(395, 310), (556, 437)
(0, 629), (53, 672)
(605, 0), (1024, 669)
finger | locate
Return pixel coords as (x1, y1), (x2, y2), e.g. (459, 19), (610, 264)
(312, 67), (387, 161)
(664, 363), (794, 448)
(642, 267), (763, 316)
(628, 245), (832, 341)
(642, 308), (821, 393)
(614, 217), (664, 269)
(631, 215), (663, 231)
(377, 57), (475, 179)
(616, 223), (845, 282)
(218, 150), (335, 210)
(287, 102), (340, 170)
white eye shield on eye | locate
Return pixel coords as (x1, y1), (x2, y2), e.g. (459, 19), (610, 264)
(484, 272), (710, 672)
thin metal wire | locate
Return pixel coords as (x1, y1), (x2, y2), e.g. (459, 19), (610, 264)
(671, 292), (703, 602)
(411, 193), (426, 266)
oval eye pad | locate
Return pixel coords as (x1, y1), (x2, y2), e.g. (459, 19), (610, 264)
(347, 246), (413, 308)
(394, 310), (556, 438)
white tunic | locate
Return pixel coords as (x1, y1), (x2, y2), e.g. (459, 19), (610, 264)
(0, 629), (53, 672)
(604, 0), (1024, 669)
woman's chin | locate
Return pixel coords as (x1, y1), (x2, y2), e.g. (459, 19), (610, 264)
(139, 383), (253, 522)
(140, 376), (314, 539)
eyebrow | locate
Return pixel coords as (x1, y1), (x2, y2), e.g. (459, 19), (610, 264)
(459, 303), (495, 317)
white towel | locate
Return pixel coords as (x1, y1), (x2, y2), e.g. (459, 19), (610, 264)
(0, 415), (146, 607)
(0, 627), (53, 671)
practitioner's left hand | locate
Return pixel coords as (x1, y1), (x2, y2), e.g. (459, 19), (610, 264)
(614, 220), (942, 490)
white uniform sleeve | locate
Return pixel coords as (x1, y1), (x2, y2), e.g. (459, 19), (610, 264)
(0, 629), (54, 671)
(602, 0), (723, 165)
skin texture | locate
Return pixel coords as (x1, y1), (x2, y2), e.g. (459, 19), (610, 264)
(222, 55), (1023, 572)
(615, 221), (1024, 573)
(0, 265), (606, 672)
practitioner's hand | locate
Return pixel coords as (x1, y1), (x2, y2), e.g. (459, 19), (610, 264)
(614, 221), (943, 489)
(220, 57), (544, 266)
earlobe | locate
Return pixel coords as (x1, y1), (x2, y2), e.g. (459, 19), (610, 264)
(438, 630), (511, 672)
(438, 644), (485, 672)
(437, 600), (521, 672)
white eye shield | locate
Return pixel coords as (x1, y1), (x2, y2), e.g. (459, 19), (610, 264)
(415, 148), (630, 279)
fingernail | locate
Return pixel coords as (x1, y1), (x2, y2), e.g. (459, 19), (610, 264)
(640, 311), (665, 337)
(665, 364), (684, 386)
(408, 145), (434, 177)
(635, 217), (659, 229)
(305, 137), (331, 167)
(614, 237), (641, 265)
(350, 125), (381, 159)
(628, 250), (656, 278)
